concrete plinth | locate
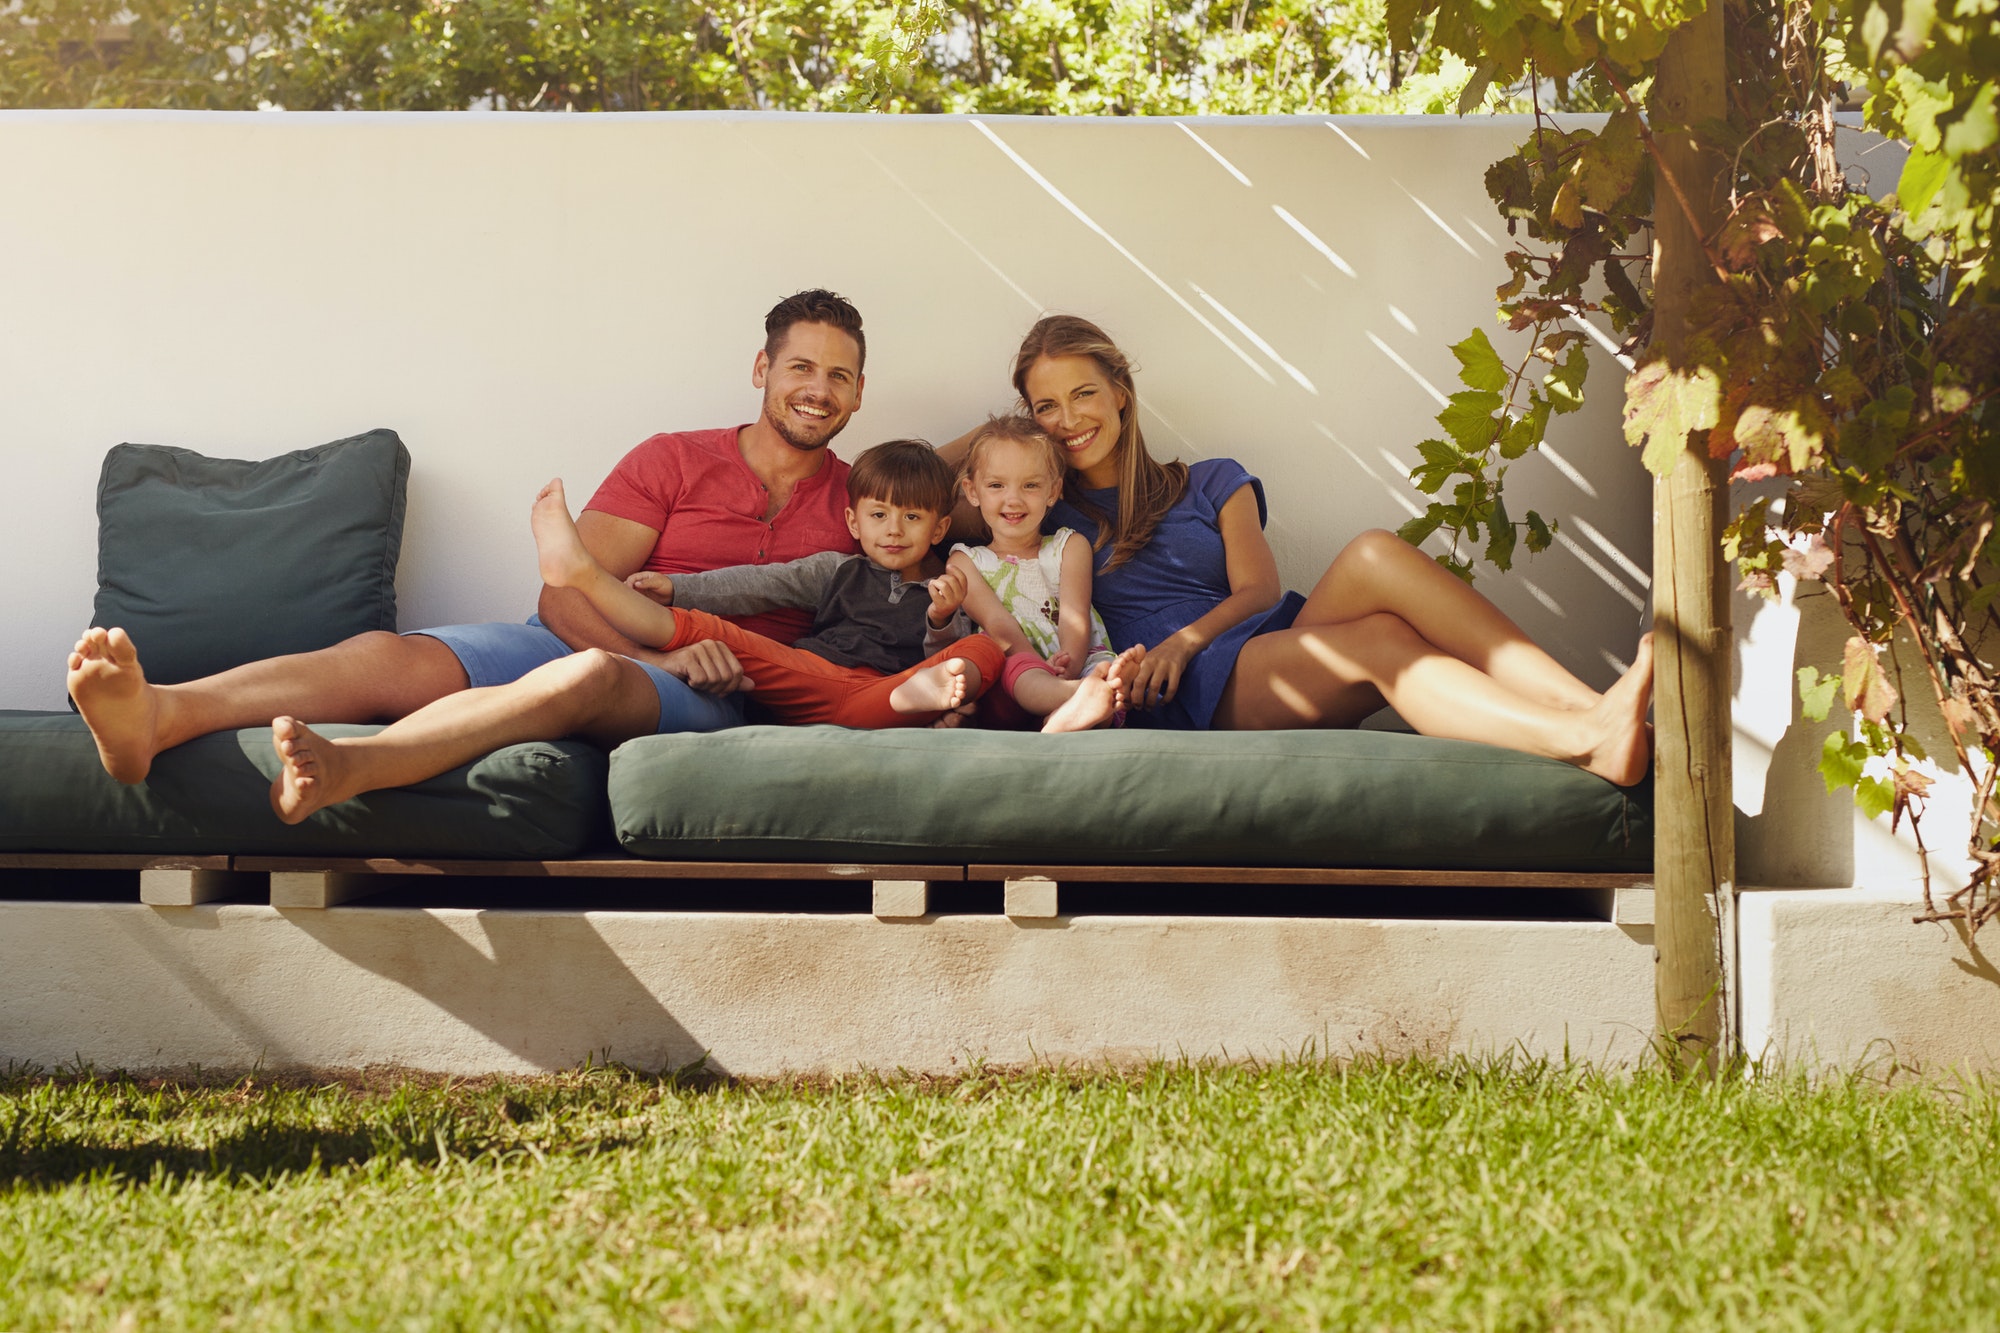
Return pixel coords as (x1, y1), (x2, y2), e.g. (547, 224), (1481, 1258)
(0, 902), (1656, 1076)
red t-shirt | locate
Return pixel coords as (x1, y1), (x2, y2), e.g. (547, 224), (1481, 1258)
(586, 427), (858, 644)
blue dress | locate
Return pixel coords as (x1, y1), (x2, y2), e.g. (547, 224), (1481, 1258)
(1050, 458), (1306, 730)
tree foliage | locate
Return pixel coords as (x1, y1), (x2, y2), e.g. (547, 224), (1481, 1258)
(1393, 0), (2000, 932)
(1, 0), (1457, 113)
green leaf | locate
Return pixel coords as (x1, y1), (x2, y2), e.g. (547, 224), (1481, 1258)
(1819, 730), (1865, 792)
(1525, 511), (1554, 553)
(1450, 328), (1509, 393)
(1439, 390), (1504, 449)
(1942, 81), (1999, 158)
(1623, 359), (1722, 474)
(1546, 344), (1589, 414)
(1856, 775), (1897, 821)
(1798, 666), (1839, 722)
(1456, 57), (1498, 115)
(1484, 494), (1517, 571)
(1397, 505), (1448, 547)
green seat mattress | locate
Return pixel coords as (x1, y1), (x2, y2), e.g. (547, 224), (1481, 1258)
(608, 726), (1652, 871)
(0, 711), (608, 859)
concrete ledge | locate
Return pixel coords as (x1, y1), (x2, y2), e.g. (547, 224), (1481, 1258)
(1738, 887), (2000, 1070)
(0, 901), (1654, 1075)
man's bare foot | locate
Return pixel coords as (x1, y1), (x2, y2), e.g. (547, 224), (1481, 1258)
(1576, 633), (1654, 786)
(1042, 646), (1142, 733)
(269, 716), (359, 825)
(67, 627), (169, 783)
(890, 658), (980, 714)
(530, 479), (597, 589)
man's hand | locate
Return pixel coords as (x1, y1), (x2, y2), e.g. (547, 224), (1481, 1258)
(659, 640), (753, 695)
(626, 571), (676, 605)
(927, 567), (970, 626)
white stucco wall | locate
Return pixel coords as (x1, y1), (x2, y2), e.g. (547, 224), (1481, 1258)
(0, 110), (1646, 714)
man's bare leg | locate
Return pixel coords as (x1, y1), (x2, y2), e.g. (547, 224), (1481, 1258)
(271, 649), (659, 823)
(68, 627), (470, 784)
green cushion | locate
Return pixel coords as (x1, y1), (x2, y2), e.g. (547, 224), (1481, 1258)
(0, 713), (609, 858)
(91, 430), (410, 686)
(609, 726), (1651, 871)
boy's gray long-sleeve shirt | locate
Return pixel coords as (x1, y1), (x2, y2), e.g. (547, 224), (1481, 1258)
(672, 552), (970, 676)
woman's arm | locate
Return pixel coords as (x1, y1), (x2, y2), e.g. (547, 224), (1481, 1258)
(1127, 486), (1283, 709)
(945, 550), (1037, 658)
(1054, 532), (1096, 679)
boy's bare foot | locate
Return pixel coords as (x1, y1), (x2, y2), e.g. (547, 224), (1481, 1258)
(530, 479), (596, 589)
(1577, 633), (1654, 786)
(1042, 646), (1142, 733)
(890, 658), (980, 715)
(270, 716), (357, 824)
(68, 626), (170, 783)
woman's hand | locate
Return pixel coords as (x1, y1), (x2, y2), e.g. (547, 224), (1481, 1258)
(626, 571), (676, 605)
(1128, 634), (1198, 709)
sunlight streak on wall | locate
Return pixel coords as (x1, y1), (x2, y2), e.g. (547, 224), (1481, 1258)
(1177, 123), (1252, 186)
(1387, 305), (1419, 335)
(862, 149), (1041, 312)
(1395, 183), (1480, 257)
(1568, 516), (1650, 588)
(1556, 531), (1647, 610)
(1535, 441), (1600, 498)
(971, 120), (1273, 384)
(1365, 332), (1448, 406)
(1189, 284), (1316, 394)
(1272, 206), (1357, 279)
(1518, 579), (1567, 617)
(1323, 121), (1371, 159)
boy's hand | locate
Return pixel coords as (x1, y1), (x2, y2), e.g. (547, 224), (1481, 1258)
(626, 571), (675, 605)
(927, 567), (969, 626)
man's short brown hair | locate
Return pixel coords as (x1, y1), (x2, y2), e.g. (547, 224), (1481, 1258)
(765, 289), (866, 369)
(846, 440), (954, 514)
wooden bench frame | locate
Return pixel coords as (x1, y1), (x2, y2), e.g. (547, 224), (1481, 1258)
(3, 852), (1654, 923)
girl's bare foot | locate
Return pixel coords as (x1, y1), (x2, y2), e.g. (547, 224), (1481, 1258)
(1576, 633), (1654, 786)
(269, 716), (356, 824)
(67, 627), (168, 783)
(1042, 646), (1143, 733)
(530, 479), (596, 588)
(890, 658), (980, 714)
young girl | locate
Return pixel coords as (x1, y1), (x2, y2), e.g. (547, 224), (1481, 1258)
(928, 415), (1145, 733)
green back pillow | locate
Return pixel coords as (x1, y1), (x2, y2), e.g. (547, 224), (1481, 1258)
(91, 429), (410, 685)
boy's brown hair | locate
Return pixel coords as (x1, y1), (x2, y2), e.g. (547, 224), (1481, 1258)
(961, 413), (1064, 487)
(846, 439), (955, 514)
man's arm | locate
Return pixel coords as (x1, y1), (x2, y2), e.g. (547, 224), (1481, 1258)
(537, 511), (745, 690)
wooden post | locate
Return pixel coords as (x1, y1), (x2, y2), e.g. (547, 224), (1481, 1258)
(1648, 0), (1733, 1074)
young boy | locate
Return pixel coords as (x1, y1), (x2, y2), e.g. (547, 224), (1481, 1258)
(531, 439), (1005, 728)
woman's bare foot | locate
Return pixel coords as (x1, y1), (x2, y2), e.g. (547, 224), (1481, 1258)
(530, 479), (596, 589)
(67, 627), (169, 783)
(269, 716), (359, 824)
(1042, 646), (1143, 733)
(1576, 633), (1654, 786)
(889, 658), (980, 714)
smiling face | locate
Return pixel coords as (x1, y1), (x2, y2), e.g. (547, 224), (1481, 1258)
(752, 321), (865, 453)
(1022, 353), (1126, 487)
(846, 495), (950, 574)
(964, 434), (1061, 553)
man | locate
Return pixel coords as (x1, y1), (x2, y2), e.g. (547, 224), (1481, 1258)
(67, 289), (868, 788)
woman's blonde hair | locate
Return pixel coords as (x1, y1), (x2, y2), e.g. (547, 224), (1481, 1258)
(960, 413), (1064, 488)
(1010, 314), (1187, 572)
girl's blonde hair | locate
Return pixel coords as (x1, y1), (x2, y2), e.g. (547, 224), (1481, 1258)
(1010, 314), (1187, 573)
(961, 413), (1064, 488)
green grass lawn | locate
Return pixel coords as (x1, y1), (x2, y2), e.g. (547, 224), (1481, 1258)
(4, 1058), (1996, 1331)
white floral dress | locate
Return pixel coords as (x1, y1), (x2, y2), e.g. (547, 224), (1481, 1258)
(952, 528), (1115, 670)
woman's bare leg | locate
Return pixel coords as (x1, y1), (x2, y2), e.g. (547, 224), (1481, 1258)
(270, 649), (659, 823)
(1216, 615), (1653, 786)
(1294, 529), (1601, 711)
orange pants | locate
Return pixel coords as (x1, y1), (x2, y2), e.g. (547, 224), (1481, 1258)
(664, 607), (1006, 729)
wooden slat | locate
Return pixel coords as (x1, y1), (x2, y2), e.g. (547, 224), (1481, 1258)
(970, 865), (1652, 889)
(235, 855), (965, 882)
(0, 852), (231, 872)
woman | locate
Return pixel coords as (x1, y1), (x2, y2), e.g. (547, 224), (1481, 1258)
(994, 314), (1652, 786)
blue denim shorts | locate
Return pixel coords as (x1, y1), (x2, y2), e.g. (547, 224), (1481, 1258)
(410, 617), (745, 735)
